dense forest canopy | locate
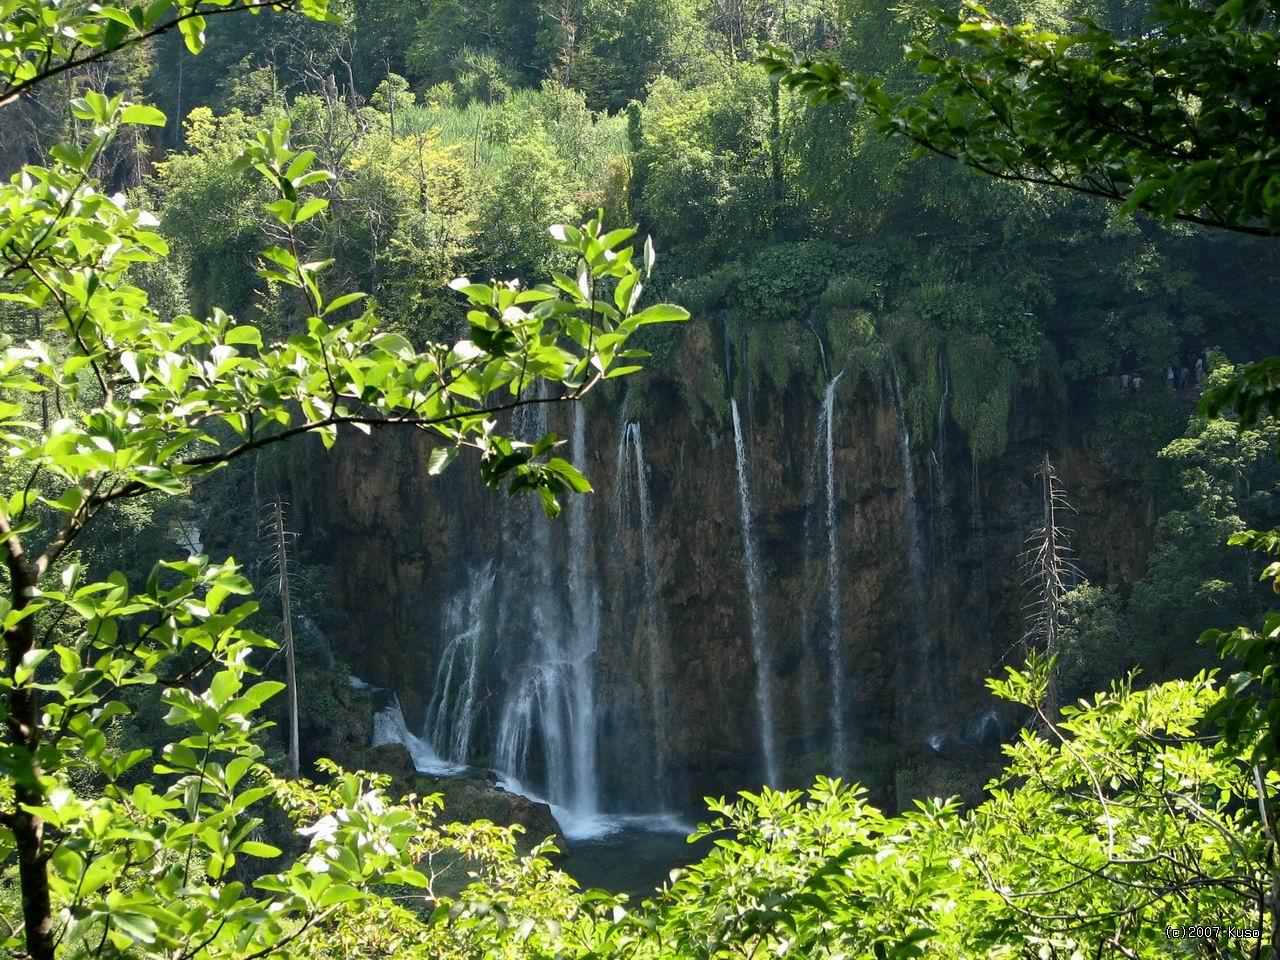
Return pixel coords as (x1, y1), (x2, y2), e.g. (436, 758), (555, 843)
(2, 0), (1280, 957)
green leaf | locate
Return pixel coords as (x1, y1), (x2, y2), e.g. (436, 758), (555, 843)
(177, 14), (206, 54)
(428, 447), (458, 476)
(546, 458), (591, 494)
(119, 104), (167, 126)
(224, 326), (263, 347)
(239, 841), (282, 858)
(630, 304), (689, 325)
(295, 197), (329, 223)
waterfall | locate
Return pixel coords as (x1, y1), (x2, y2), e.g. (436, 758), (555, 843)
(426, 399), (602, 824)
(804, 316), (831, 382)
(492, 403), (600, 815)
(889, 364), (941, 733)
(823, 372), (849, 771)
(936, 357), (950, 500)
(617, 420), (670, 801)
(562, 403), (602, 815)
(425, 562), (496, 761)
(730, 397), (778, 786)
(932, 356), (952, 551)
(370, 686), (462, 776)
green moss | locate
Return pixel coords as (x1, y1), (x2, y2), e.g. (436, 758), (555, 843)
(824, 307), (888, 388)
(664, 318), (727, 429)
(949, 331), (1018, 462)
(745, 320), (823, 399)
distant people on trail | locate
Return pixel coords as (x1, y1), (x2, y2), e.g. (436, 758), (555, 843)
(1109, 362), (1205, 396)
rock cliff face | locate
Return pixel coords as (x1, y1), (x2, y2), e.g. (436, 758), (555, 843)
(289, 338), (1155, 818)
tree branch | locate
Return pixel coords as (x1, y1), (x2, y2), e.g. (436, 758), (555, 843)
(0, 1), (306, 108)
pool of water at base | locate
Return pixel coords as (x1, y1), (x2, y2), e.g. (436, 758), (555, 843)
(558, 826), (716, 899)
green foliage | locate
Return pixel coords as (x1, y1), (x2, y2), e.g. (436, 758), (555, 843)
(739, 241), (843, 325)
(475, 138), (574, 280)
(165, 664), (1276, 960)
(666, 317), (730, 429)
(1130, 370), (1280, 660)
(1207, 527), (1280, 761)
(402, 0), (705, 112)
(150, 77), (629, 343)
(10, 3), (1280, 957)
(631, 65), (777, 266)
(948, 332), (1018, 462)
(151, 107), (272, 317)
(744, 318), (821, 398)
(764, 1), (1280, 236)
(0, 4), (691, 952)
(767, 0), (1280, 435)
(1056, 583), (1131, 702)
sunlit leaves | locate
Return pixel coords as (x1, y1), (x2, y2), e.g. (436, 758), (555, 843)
(0, 1), (335, 106)
(2, 122), (686, 526)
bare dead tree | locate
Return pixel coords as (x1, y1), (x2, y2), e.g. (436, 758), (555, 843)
(1019, 454), (1082, 711)
(538, 0), (580, 83)
(260, 499), (301, 779)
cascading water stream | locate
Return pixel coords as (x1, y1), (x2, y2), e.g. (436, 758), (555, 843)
(932, 356), (952, 551)
(423, 397), (604, 830)
(804, 316), (831, 382)
(823, 372), (849, 771)
(889, 363), (942, 733)
(562, 403), (602, 814)
(730, 397), (778, 786)
(617, 420), (670, 801)
(425, 562), (496, 761)
(368, 683), (462, 777)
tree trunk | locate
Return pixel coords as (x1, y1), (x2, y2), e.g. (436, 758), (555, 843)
(4, 546), (54, 960)
(272, 501), (300, 780)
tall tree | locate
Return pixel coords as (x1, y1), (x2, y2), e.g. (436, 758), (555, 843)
(263, 500), (300, 779)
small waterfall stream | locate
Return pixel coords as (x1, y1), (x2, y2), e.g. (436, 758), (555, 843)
(798, 415), (824, 758)
(562, 403), (602, 815)
(730, 397), (778, 786)
(425, 561), (496, 760)
(372, 687), (462, 775)
(617, 420), (670, 802)
(804, 316), (831, 381)
(822, 372), (849, 771)
(932, 356), (952, 552)
(890, 364), (942, 736)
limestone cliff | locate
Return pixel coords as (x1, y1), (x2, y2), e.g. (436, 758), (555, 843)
(287, 329), (1156, 816)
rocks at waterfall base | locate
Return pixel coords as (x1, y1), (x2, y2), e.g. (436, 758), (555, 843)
(364, 741), (565, 848)
(308, 679), (565, 850)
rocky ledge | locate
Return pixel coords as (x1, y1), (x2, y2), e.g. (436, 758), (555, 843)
(357, 741), (566, 851)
